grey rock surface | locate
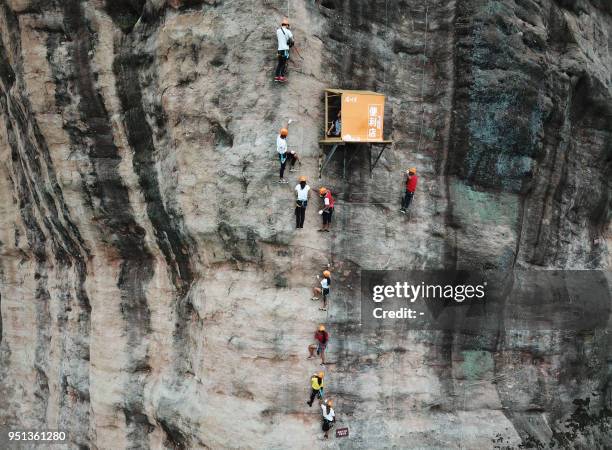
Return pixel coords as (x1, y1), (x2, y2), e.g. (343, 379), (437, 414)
(0, 0), (610, 448)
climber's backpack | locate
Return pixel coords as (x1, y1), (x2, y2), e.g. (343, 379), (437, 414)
(281, 28), (294, 48)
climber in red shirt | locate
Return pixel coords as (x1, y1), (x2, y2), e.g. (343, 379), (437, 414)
(400, 167), (418, 214)
(308, 324), (329, 365)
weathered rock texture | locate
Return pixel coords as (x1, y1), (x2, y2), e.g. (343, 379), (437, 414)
(0, 0), (611, 448)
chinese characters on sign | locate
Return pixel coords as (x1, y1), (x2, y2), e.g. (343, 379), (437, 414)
(368, 104), (382, 140)
(338, 92), (386, 142)
(336, 427), (349, 438)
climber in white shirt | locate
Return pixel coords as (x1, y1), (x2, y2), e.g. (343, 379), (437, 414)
(312, 270), (331, 311)
(274, 17), (294, 82)
(320, 399), (336, 439)
(277, 127), (289, 183)
(294, 176), (311, 229)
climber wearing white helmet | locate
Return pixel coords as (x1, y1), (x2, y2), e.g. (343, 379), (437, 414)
(287, 150), (301, 172)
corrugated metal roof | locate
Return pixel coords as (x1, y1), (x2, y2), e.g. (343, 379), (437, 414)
(325, 88), (385, 96)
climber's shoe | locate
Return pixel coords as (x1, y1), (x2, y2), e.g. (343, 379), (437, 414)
(278, 76), (287, 82)
(399, 208), (406, 214)
(274, 76), (281, 81)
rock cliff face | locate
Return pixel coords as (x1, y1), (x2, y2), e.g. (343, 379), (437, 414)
(0, 0), (610, 448)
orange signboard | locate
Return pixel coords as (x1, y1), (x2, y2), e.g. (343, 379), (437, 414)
(341, 92), (385, 142)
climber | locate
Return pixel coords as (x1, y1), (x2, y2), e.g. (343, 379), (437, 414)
(277, 128), (289, 183)
(308, 324), (329, 365)
(312, 270), (331, 311)
(318, 187), (335, 232)
(274, 18), (294, 82)
(307, 371), (325, 407)
(321, 399), (336, 439)
(287, 150), (301, 172)
(327, 110), (342, 137)
(295, 175), (310, 229)
(400, 167), (418, 213)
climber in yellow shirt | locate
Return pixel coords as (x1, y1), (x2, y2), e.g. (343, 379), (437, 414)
(307, 372), (325, 407)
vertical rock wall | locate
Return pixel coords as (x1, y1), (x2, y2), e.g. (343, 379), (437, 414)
(0, 0), (610, 448)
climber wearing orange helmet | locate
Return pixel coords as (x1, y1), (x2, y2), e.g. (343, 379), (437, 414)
(308, 324), (330, 365)
(321, 398), (336, 439)
(318, 187), (335, 232)
(312, 270), (331, 311)
(400, 167), (418, 213)
(274, 18), (294, 82)
(294, 175), (310, 229)
(277, 128), (289, 183)
(307, 371), (325, 407)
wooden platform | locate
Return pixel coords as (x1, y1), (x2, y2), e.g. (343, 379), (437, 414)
(318, 140), (393, 178)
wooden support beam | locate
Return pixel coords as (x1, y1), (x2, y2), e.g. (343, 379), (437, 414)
(319, 144), (339, 178)
(370, 144), (388, 177)
(324, 91), (329, 138)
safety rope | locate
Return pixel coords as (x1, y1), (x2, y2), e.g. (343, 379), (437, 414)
(382, 0), (401, 433)
(383, 0), (388, 87)
(383, 0), (430, 435)
(415, 2), (430, 154)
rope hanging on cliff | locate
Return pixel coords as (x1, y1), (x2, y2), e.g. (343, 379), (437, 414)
(416, 2), (430, 154)
(383, 0), (388, 87)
